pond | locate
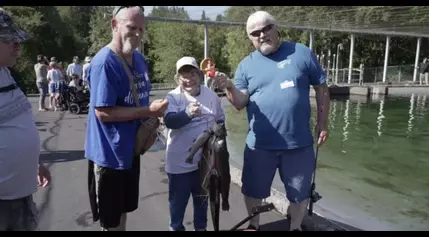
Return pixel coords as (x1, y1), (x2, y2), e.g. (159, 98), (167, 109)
(223, 94), (429, 231)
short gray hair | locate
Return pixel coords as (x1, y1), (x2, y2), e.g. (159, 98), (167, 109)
(246, 11), (278, 36)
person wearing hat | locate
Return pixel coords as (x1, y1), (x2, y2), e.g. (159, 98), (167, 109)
(66, 55), (83, 80)
(82, 56), (91, 87)
(163, 56), (226, 231)
(214, 11), (330, 231)
(0, 7), (51, 231)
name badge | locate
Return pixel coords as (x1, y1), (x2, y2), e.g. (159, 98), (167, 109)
(280, 80), (295, 89)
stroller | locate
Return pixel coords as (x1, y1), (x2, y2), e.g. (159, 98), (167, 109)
(67, 86), (90, 114)
(57, 82), (90, 114)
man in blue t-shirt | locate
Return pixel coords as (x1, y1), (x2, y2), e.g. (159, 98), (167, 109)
(214, 11), (330, 231)
(84, 6), (168, 231)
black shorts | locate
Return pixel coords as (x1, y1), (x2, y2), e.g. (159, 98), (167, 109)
(87, 156), (140, 229)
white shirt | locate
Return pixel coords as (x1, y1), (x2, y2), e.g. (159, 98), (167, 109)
(0, 68), (40, 200)
(82, 63), (90, 82)
(47, 68), (63, 83)
(165, 86), (225, 174)
(66, 63), (83, 79)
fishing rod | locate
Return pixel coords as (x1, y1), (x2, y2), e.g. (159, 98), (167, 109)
(308, 141), (322, 216)
(308, 85), (327, 216)
(229, 203), (275, 231)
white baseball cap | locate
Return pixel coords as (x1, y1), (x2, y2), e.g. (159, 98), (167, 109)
(176, 56), (199, 73)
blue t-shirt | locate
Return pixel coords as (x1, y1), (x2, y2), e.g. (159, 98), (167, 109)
(234, 41), (326, 151)
(84, 47), (152, 169)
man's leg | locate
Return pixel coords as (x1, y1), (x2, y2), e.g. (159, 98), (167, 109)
(0, 196), (39, 231)
(279, 146), (316, 231)
(36, 82), (45, 110)
(190, 169), (208, 231)
(167, 171), (192, 231)
(425, 72), (429, 85)
(241, 145), (278, 230)
(94, 163), (127, 231)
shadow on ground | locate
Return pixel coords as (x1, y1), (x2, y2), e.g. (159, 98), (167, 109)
(258, 214), (363, 231)
(40, 150), (85, 163)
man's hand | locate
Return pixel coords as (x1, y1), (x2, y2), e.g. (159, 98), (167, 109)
(38, 163), (51, 188)
(149, 99), (169, 117)
(315, 125), (329, 146)
(186, 101), (201, 118)
(212, 72), (233, 90)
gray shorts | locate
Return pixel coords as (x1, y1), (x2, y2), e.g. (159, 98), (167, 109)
(0, 195), (39, 231)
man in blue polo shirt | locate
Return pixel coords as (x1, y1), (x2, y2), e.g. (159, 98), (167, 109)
(85, 6), (168, 231)
(215, 11), (330, 231)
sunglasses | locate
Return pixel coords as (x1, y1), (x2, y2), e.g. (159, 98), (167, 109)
(113, 6), (145, 16)
(249, 24), (274, 38)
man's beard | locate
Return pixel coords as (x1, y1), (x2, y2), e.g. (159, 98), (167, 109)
(123, 38), (137, 54)
(259, 43), (277, 56)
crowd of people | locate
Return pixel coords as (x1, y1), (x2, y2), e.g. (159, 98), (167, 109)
(34, 55), (91, 111)
(1, 6), (331, 231)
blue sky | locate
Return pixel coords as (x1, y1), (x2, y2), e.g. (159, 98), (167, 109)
(145, 6), (230, 20)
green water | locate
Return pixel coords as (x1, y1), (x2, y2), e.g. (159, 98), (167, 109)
(223, 94), (429, 231)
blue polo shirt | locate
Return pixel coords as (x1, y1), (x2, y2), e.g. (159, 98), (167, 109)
(234, 41), (326, 150)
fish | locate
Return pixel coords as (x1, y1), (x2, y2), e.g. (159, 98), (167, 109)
(186, 122), (231, 231)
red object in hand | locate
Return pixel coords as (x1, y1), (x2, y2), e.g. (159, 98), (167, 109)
(208, 65), (216, 77)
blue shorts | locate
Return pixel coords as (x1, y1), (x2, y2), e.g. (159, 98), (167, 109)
(241, 145), (316, 203)
(49, 82), (65, 95)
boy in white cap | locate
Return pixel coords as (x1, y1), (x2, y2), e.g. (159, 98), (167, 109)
(163, 56), (226, 231)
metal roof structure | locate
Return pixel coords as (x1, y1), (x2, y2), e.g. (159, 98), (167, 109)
(146, 6), (429, 38)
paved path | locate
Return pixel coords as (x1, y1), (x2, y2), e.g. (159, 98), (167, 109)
(30, 97), (290, 231)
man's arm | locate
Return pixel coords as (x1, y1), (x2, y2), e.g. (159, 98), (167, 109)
(90, 64), (155, 123)
(225, 63), (249, 111)
(308, 49), (330, 130)
(314, 83), (330, 130)
(95, 107), (154, 123)
(226, 87), (249, 111)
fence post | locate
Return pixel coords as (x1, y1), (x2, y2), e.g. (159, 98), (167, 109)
(203, 24), (209, 86)
(382, 36), (391, 83)
(348, 34), (355, 84)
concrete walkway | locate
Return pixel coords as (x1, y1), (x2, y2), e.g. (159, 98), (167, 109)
(30, 97), (290, 231)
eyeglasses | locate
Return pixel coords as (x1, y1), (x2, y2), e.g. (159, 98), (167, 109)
(113, 6), (145, 16)
(249, 24), (274, 38)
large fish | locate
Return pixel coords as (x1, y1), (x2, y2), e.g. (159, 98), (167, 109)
(185, 122), (231, 231)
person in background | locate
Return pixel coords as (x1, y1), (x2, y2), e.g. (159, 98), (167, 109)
(66, 56), (83, 81)
(82, 56), (91, 87)
(215, 11), (330, 231)
(419, 57), (429, 85)
(0, 7), (51, 231)
(34, 55), (50, 111)
(163, 56), (225, 231)
(68, 73), (84, 91)
(47, 60), (64, 111)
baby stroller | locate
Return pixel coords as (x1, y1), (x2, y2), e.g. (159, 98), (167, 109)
(67, 86), (90, 114)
